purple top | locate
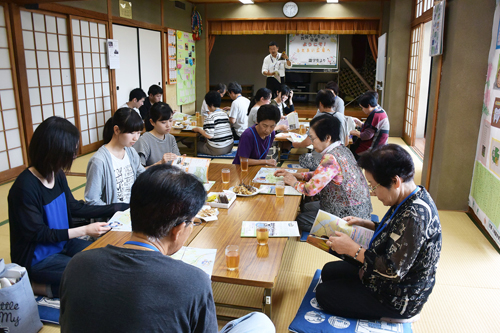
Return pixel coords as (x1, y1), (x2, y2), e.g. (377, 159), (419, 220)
(233, 125), (276, 164)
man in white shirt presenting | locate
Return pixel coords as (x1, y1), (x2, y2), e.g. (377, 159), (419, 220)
(227, 82), (250, 140)
(262, 41), (292, 98)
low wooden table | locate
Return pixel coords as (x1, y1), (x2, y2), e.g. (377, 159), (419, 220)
(84, 163), (306, 319)
(189, 163), (306, 318)
(171, 128), (198, 157)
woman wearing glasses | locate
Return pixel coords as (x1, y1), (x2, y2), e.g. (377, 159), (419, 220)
(274, 114), (372, 232)
(316, 144), (442, 320)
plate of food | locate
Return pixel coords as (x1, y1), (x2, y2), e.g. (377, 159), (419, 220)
(206, 191), (236, 209)
(229, 184), (259, 197)
(173, 122), (184, 129)
(196, 205), (219, 222)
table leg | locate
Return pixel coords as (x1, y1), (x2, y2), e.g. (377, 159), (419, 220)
(262, 288), (272, 317)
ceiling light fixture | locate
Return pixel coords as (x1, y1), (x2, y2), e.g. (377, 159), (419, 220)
(326, 0), (339, 3)
(239, 0), (254, 4)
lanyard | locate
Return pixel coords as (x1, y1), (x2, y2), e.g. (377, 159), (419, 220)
(369, 187), (420, 248)
(124, 241), (160, 252)
(250, 127), (271, 159)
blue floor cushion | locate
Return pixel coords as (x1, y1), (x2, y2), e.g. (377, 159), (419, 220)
(288, 269), (413, 333)
(36, 296), (60, 324)
(198, 146), (238, 159)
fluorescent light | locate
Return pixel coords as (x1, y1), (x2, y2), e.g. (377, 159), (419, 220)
(239, 0), (254, 4)
(326, 0), (339, 3)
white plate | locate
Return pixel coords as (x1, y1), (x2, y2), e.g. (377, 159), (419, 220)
(196, 205), (219, 222)
(229, 186), (259, 197)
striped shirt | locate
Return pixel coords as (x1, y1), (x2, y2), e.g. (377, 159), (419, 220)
(356, 106), (390, 154)
(204, 109), (234, 149)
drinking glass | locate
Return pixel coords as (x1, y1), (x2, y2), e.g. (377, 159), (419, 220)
(240, 157), (249, 172)
(275, 180), (285, 198)
(222, 168), (230, 183)
(256, 223), (269, 246)
(225, 245), (239, 271)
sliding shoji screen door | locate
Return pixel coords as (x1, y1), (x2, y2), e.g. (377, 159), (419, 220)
(20, 10), (76, 136)
(0, 5), (26, 181)
(71, 18), (111, 153)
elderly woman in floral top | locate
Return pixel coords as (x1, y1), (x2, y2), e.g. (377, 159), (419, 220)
(317, 144), (442, 320)
(274, 114), (372, 232)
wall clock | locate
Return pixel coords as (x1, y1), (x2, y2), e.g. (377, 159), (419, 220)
(283, 2), (299, 18)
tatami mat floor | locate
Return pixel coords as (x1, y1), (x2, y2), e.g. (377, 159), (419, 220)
(0, 137), (498, 332)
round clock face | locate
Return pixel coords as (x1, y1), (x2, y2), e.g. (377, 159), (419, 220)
(283, 2), (298, 18)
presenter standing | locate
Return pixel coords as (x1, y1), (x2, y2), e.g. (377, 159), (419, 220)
(262, 41), (292, 98)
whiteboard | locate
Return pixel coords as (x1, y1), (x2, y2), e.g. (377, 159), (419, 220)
(139, 28), (162, 90)
(286, 34), (339, 70)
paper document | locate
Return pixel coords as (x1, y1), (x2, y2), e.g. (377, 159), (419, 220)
(241, 221), (300, 237)
(170, 247), (216, 277)
(107, 209), (132, 232)
(277, 112), (300, 130)
(253, 167), (297, 184)
(172, 156), (210, 183)
(310, 210), (374, 249)
(287, 132), (307, 143)
(258, 185), (302, 196)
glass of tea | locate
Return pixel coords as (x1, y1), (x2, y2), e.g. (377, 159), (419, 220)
(299, 124), (306, 135)
(240, 157), (249, 172)
(221, 168), (230, 183)
(225, 245), (239, 271)
(275, 180), (285, 198)
(256, 223), (269, 246)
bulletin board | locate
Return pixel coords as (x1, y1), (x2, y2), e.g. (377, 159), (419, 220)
(176, 30), (196, 105)
(469, 2), (500, 248)
(286, 34), (339, 70)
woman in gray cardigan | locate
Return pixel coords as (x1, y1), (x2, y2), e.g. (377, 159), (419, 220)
(85, 108), (145, 205)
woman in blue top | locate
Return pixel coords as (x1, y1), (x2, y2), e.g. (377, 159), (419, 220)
(8, 117), (126, 298)
(233, 104), (280, 166)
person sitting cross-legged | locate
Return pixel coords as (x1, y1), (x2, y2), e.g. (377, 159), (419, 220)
(192, 91), (234, 156)
(60, 165), (275, 333)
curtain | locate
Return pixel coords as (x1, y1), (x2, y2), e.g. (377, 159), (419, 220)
(367, 34), (378, 61)
(208, 35), (216, 55)
(209, 19), (379, 36)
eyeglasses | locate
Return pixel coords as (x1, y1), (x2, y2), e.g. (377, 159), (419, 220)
(308, 135), (318, 142)
(174, 219), (203, 227)
(368, 183), (380, 192)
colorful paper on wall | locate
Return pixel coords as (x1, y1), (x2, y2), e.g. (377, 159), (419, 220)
(167, 29), (177, 84)
(176, 30), (196, 105)
(469, 2), (500, 248)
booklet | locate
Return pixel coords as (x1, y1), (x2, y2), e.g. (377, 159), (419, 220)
(171, 156), (210, 183)
(258, 185), (302, 196)
(252, 167), (297, 184)
(308, 210), (374, 249)
(307, 210), (373, 267)
(241, 221), (300, 237)
(170, 247), (217, 277)
(287, 132), (307, 143)
(107, 209), (132, 232)
(277, 112), (300, 130)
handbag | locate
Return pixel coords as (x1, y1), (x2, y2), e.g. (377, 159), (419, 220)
(0, 259), (43, 333)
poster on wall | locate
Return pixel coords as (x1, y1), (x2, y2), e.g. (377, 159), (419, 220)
(430, 0), (445, 57)
(469, 2), (500, 247)
(176, 30), (196, 105)
(167, 29), (177, 84)
(286, 34), (338, 70)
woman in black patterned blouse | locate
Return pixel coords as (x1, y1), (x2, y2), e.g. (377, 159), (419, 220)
(316, 144), (442, 320)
